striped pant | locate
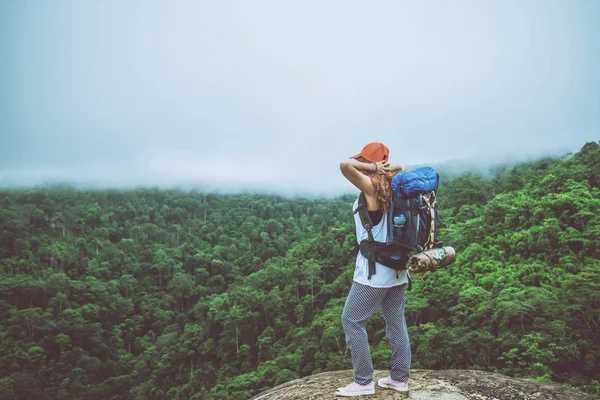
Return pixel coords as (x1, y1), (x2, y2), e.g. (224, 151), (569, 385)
(341, 281), (411, 385)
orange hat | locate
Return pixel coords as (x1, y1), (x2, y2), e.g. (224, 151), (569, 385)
(349, 142), (389, 162)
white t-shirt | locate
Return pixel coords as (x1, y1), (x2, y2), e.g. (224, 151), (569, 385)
(352, 198), (409, 288)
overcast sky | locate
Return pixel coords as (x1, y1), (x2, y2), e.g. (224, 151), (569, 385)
(1, 0), (598, 195)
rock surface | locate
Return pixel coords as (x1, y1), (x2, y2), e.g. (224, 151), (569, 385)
(249, 369), (597, 400)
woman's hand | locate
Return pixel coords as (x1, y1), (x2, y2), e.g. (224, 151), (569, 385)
(375, 160), (391, 175)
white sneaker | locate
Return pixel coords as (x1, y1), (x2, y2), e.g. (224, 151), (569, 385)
(377, 376), (409, 392)
(335, 381), (375, 396)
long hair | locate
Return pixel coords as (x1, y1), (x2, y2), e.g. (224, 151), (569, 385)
(363, 171), (394, 212)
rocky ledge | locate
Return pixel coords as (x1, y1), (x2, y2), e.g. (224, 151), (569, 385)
(249, 369), (596, 400)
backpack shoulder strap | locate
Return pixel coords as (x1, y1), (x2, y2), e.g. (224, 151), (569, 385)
(354, 192), (376, 279)
(353, 192), (372, 229)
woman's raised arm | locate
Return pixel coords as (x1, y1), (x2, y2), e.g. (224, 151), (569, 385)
(340, 159), (390, 195)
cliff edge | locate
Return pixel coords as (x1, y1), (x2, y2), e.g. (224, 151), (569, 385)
(249, 369), (596, 400)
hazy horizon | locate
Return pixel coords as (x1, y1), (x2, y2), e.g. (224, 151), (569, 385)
(1, 0), (598, 196)
(0, 144), (588, 198)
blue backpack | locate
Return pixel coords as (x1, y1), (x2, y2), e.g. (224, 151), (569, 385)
(355, 167), (441, 282)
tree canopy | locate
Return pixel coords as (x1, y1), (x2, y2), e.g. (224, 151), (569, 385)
(1, 141), (599, 399)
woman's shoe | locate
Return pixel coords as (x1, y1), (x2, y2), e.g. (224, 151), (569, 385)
(377, 376), (409, 392)
(335, 381), (375, 396)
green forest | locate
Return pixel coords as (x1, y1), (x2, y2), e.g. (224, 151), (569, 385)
(1, 142), (599, 399)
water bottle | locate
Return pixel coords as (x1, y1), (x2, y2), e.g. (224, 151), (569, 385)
(392, 213), (406, 240)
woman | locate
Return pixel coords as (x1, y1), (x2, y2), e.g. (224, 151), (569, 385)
(336, 142), (411, 396)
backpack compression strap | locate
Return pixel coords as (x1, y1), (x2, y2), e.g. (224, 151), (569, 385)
(423, 191), (437, 250)
(354, 192), (377, 279)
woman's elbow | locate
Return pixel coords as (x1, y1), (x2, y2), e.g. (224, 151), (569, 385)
(340, 161), (352, 172)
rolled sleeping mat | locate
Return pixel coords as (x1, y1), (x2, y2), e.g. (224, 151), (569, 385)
(406, 246), (456, 273)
